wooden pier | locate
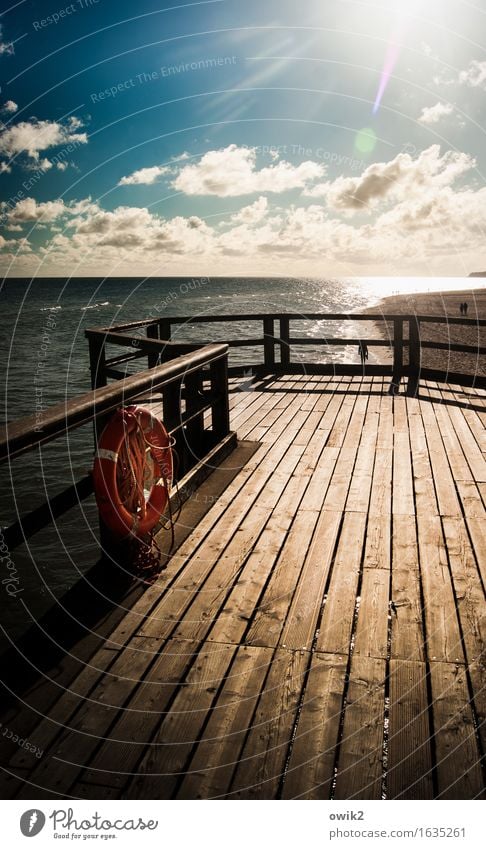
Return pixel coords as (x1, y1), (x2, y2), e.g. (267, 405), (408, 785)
(0, 314), (485, 799)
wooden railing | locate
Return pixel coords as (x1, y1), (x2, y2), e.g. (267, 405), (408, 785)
(86, 312), (486, 392)
(0, 344), (233, 555)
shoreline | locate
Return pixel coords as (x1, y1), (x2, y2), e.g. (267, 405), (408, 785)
(365, 288), (486, 377)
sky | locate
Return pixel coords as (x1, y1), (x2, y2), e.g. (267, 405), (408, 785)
(1, 0), (486, 277)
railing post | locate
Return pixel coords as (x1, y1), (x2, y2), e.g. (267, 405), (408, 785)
(157, 318), (172, 363)
(162, 379), (182, 435)
(146, 323), (159, 368)
(408, 316), (421, 396)
(263, 317), (275, 373)
(88, 332), (107, 390)
(280, 317), (290, 369)
(390, 317), (403, 392)
(210, 354), (230, 441)
(184, 369), (206, 465)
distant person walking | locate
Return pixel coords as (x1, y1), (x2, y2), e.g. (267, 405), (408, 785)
(460, 303), (464, 315)
(464, 301), (469, 315)
(358, 340), (369, 366)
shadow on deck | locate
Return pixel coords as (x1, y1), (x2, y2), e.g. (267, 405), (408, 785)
(0, 374), (485, 800)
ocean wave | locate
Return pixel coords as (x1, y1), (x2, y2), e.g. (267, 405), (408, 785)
(80, 301), (110, 310)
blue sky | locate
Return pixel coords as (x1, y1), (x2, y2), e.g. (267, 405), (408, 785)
(1, 0), (486, 276)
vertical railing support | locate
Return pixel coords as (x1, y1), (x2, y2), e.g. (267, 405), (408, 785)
(184, 370), (206, 466)
(210, 354), (230, 441)
(88, 332), (107, 390)
(158, 317), (172, 364)
(408, 316), (421, 396)
(263, 317), (275, 373)
(390, 317), (403, 393)
(146, 323), (159, 368)
(280, 317), (290, 370)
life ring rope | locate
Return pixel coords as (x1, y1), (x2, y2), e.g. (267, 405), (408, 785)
(93, 405), (174, 545)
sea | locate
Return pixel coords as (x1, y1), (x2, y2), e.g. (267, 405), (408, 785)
(0, 274), (482, 639)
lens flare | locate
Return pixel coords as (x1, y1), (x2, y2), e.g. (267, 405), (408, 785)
(355, 127), (377, 153)
(373, 39), (402, 115)
(372, 5), (419, 115)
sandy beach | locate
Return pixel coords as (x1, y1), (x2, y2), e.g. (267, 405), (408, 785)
(370, 287), (486, 377)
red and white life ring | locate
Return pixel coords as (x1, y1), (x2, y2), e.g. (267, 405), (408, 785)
(93, 405), (173, 539)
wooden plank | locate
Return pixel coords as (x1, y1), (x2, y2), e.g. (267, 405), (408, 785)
(207, 511), (300, 647)
(298, 447), (341, 511)
(388, 660), (434, 799)
(176, 645), (272, 799)
(246, 509), (322, 649)
(282, 652), (347, 799)
(464, 516), (486, 588)
(442, 516), (486, 755)
(334, 655), (386, 799)
(280, 511), (342, 652)
(15, 637), (168, 798)
(229, 648), (308, 799)
(445, 403), (486, 483)
(137, 431), (311, 643)
(296, 390), (358, 512)
(407, 410), (439, 516)
(391, 516), (425, 662)
(376, 406), (394, 451)
(354, 569), (389, 659)
(393, 394), (409, 433)
(418, 397), (462, 516)
(430, 662), (484, 800)
(71, 639), (200, 792)
(461, 408), (486, 454)
(434, 402), (477, 483)
(127, 641), (237, 799)
(393, 431), (415, 516)
(316, 512), (367, 655)
(417, 515), (464, 664)
(456, 480), (486, 518)
(173, 473), (311, 645)
(368, 448), (393, 516)
(468, 662), (486, 760)
(323, 398), (370, 512)
(137, 504), (271, 643)
(6, 647), (121, 777)
(345, 412), (379, 512)
(362, 515), (390, 571)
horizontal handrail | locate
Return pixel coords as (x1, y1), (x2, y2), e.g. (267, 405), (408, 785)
(0, 343), (227, 464)
(85, 311), (485, 394)
(146, 312), (486, 326)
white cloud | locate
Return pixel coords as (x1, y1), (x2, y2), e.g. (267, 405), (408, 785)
(0, 234), (30, 253)
(0, 117), (87, 171)
(118, 165), (169, 186)
(57, 161), (68, 171)
(0, 25), (14, 56)
(4, 198), (68, 223)
(172, 144), (325, 196)
(459, 59), (486, 89)
(2, 100), (18, 114)
(4, 142), (486, 276)
(305, 145), (474, 211)
(230, 196), (268, 225)
(0, 235), (17, 249)
(418, 101), (453, 125)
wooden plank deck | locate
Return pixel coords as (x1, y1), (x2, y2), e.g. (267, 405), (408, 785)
(1, 374), (485, 800)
